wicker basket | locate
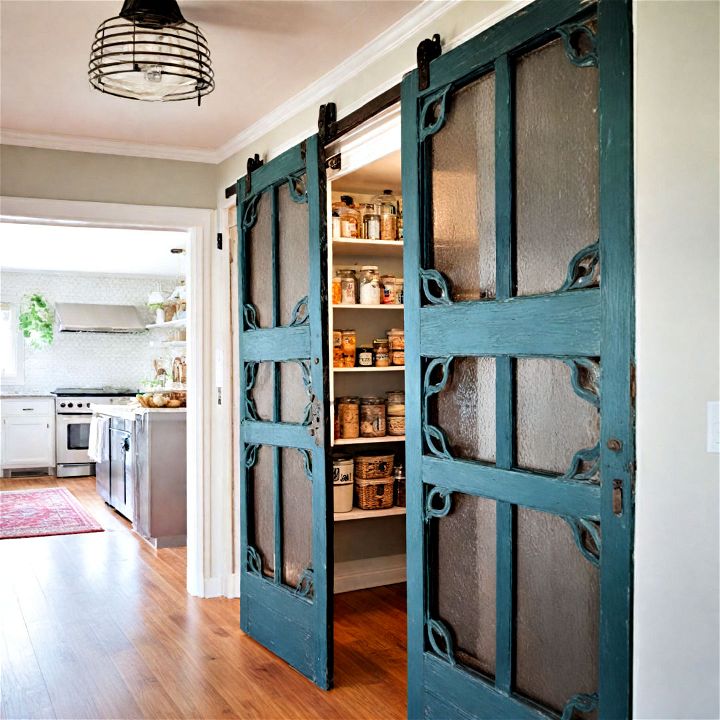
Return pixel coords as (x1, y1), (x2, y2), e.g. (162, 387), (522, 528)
(354, 453), (394, 480)
(355, 476), (395, 510)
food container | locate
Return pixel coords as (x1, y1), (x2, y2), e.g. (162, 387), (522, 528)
(331, 275), (342, 305)
(393, 465), (406, 507)
(337, 396), (360, 439)
(395, 277), (404, 304)
(354, 453), (395, 480)
(360, 396), (386, 438)
(341, 329), (356, 367)
(387, 415), (405, 435)
(391, 350), (405, 366)
(380, 213), (397, 241)
(387, 328), (405, 350)
(357, 346), (373, 367)
(338, 268), (357, 305)
(386, 391), (405, 416)
(333, 330), (343, 368)
(373, 338), (390, 367)
(355, 477), (394, 510)
(333, 454), (354, 513)
(363, 214), (381, 240)
(332, 213), (341, 240)
(381, 275), (396, 304)
(359, 265), (381, 305)
(338, 196), (360, 238)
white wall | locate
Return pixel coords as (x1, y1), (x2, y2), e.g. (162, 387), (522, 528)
(0, 270), (177, 394)
(634, 2), (720, 718)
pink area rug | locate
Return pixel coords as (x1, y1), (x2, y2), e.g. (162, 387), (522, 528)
(0, 487), (103, 540)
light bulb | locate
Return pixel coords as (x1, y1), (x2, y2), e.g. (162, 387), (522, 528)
(144, 65), (162, 83)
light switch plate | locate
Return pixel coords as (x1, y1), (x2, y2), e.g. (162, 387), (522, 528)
(708, 401), (720, 453)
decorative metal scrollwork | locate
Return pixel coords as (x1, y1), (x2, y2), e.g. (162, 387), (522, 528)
(292, 359), (313, 426)
(419, 84), (453, 142)
(563, 443), (600, 483)
(244, 363), (260, 421)
(297, 448), (312, 479)
(295, 567), (314, 599)
(425, 486), (452, 521)
(286, 174), (308, 204)
(243, 303), (259, 331)
(242, 193), (262, 230)
(561, 692), (599, 720)
(559, 241), (600, 292)
(426, 618), (456, 666)
(420, 268), (453, 306)
(244, 443), (260, 469)
(557, 23), (598, 68)
(288, 296), (309, 327)
(564, 357), (600, 408)
(247, 546), (263, 575)
(422, 357), (454, 459)
(562, 517), (601, 567)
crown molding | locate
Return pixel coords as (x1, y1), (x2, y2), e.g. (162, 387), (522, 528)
(0, 129), (218, 164)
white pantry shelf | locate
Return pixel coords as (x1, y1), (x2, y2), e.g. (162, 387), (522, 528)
(332, 304), (403, 310)
(334, 506), (406, 522)
(333, 239), (403, 258)
(146, 318), (187, 329)
(333, 435), (405, 446)
(333, 366), (404, 373)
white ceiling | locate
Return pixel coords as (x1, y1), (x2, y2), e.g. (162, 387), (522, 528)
(333, 150), (402, 195)
(0, 0), (420, 160)
(0, 223), (187, 275)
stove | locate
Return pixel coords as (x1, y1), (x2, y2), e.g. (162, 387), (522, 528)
(52, 387), (138, 477)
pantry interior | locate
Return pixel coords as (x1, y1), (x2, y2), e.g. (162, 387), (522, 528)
(325, 108), (408, 595)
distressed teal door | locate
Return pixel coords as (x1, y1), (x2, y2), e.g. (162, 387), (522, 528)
(237, 136), (332, 688)
(402, 0), (633, 718)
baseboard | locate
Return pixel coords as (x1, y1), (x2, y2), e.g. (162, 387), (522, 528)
(334, 553), (407, 594)
(202, 573), (240, 598)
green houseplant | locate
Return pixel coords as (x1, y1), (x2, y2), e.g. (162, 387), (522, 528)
(18, 294), (54, 348)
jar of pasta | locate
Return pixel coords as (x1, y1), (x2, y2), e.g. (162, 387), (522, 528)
(337, 396), (360, 439)
(360, 396), (386, 438)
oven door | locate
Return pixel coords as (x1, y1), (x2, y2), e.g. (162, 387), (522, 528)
(56, 414), (92, 464)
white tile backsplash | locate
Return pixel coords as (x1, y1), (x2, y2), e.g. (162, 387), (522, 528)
(0, 270), (178, 394)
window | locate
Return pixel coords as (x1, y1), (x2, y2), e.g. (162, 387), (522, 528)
(0, 302), (24, 385)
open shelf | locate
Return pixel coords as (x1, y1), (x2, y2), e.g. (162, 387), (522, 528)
(332, 304), (403, 310)
(146, 318), (187, 329)
(334, 506), (406, 522)
(334, 435), (405, 446)
(333, 239), (403, 258)
(333, 366), (404, 373)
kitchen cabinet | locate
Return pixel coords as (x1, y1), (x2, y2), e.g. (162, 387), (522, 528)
(0, 397), (55, 476)
(95, 416), (135, 521)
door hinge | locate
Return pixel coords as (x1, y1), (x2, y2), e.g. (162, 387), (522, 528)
(217, 387), (222, 406)
(245, 153), (264, 195)
(318, 102), (337, 145)
(417, 33), (442, 91)
(326, 153), (341, 170)
(216, 232), (223, 250)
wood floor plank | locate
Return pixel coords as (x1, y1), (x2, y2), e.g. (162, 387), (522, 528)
(0, 476), (408, 720)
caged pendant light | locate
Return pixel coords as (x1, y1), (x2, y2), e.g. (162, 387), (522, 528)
(88, 0), (214, 105)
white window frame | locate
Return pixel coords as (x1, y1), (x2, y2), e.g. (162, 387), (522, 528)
(0, 301), (25, 386)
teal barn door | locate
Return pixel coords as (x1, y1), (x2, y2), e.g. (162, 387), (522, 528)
(237, 136), (333, 688)
(402, 0), (633, 717)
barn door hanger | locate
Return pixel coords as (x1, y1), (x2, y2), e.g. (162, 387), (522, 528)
(245, 153), (264, 195)
(417, 33), (442, 91)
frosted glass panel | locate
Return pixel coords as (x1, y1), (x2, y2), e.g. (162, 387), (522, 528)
(281, 448), (313, 589)
(278, 180), (309, 326)
(436, 493), (496, 676)
(280, 361), (310, 425)
(250, 445), (274, 578)
(516, 507), (599, 715)
(431, 73), (496, 302)
(431, 357), (496, 463)
(515, 38), (599, 296)
(247, 190), (273, 327)
(515, 359), (599, 476)
(249, 362), (273, 421)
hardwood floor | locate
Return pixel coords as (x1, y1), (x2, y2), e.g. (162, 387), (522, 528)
(0, 476), (407, 720)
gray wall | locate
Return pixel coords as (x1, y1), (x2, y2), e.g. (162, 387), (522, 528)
(0, 145), (217, 209)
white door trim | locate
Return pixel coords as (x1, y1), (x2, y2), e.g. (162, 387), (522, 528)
(0, 196), (215, 597)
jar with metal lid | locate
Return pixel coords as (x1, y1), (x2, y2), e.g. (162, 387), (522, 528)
(337, 396), (360, 439)
(381, 275), (396, 304)
(338, 196), (360, 238)
(357, 346), (373, 367)
(373, 338), (390, 367)
(372, 189), (398, 216)
(393, 465), (406, 507)
(363, 214), (381, 241)
(360, 396), (386, 438)
(338, 268), (357, 304)
(359, 266), (381, 305)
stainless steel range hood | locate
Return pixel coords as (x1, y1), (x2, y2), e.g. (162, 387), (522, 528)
(56, 302), (146, 333)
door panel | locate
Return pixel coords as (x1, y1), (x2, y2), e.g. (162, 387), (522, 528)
(403, 1), (633, 718)
(237, 136), (332, 688)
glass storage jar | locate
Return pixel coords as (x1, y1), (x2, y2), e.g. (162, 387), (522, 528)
(338, 195), (360, 238)
(381, 275), (396, 304)
(373, 338), (390, 367)
(357, 346), (373, 367)
(338, 268), (357, 304)
(363, 214), (381, 240)
(341, 330), (356, 367)
(359, 266), (381, 305)
(360, 396), (386, 438)
(331, 274), (342, 305)
(337, 396), (360, 439)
